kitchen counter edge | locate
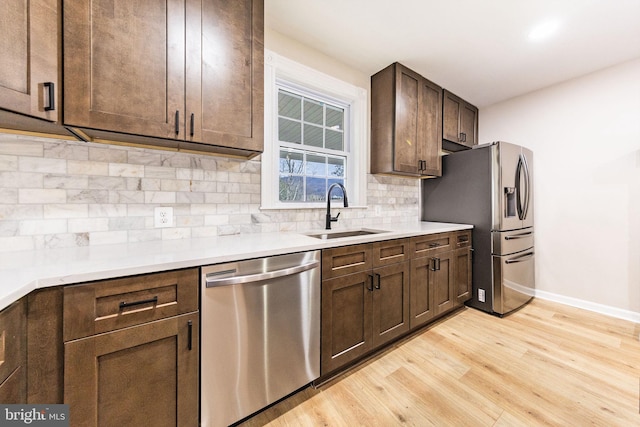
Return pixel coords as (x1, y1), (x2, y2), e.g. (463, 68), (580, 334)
(0, 221), (472, 310)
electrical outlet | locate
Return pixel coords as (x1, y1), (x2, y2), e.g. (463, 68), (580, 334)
(478, 288), (486, 303)
(154, 207), (174, 228)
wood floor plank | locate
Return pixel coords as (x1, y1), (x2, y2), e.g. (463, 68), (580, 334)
(238, 299), (640, 426)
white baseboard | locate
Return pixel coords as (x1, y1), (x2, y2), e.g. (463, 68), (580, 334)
(535, 290), (640, 324)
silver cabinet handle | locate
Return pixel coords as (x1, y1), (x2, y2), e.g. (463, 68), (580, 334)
(505, 251), (534, 264)
(205, 260), (319, 287)
(504, 231), (533, 240)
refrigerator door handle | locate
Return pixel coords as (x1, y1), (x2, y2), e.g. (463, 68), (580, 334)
(515, 155), (524, 220)
(522, 154), (531, 220)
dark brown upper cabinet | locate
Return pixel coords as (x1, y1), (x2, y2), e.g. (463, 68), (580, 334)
(442, 89), (478, 150)
(0, 0), (69, 136)
(63, 0), (263, 158)
(371, 63), (442, 177)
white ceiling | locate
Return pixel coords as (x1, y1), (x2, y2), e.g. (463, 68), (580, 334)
(265, 0), (640, 107)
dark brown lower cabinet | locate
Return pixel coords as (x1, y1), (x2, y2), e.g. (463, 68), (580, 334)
(0, 298), (27, 403)
(27, 287), (64, 404)
(372, 262), (411, 348)
(433, 251), (455, 316)
(321, 231), (472, 380)
(320, 257), (410, 376)
(454, 246), (473, 305)
(64, 312), (199, 427)
(409, 256), (435, 328)
(0, 366), (26, 403)
(321, 271), (372, 374)
(410, 251), (454, 328)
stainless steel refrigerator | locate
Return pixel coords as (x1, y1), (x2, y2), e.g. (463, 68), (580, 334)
(421, 141), (535, 315)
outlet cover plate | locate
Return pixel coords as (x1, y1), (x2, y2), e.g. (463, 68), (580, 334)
(154, 207), (174, 228)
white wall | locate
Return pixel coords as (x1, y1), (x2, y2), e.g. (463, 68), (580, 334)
(480, 58), (640, 321)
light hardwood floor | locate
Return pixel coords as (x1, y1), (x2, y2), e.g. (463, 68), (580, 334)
(239, 299), (640, 426)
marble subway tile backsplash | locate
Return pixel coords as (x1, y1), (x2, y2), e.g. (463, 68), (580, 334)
(0, 132), (420, 251)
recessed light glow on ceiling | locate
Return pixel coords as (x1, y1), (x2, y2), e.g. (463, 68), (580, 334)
(528, 19), (560, 42)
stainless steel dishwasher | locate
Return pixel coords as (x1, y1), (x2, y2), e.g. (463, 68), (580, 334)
(200, 251), (321, 427)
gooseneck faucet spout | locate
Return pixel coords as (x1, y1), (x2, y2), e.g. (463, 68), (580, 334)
(326, 183), (349, 230)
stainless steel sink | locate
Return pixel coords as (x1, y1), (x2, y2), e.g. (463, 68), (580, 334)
(307, 229), (388, 240)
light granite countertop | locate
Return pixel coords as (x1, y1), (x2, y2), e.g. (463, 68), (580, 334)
(0, 221), (472, 310)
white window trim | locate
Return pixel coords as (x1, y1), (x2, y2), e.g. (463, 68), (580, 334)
(261, 50), (368, 210)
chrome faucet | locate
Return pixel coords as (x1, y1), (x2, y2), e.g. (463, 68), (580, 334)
(326, 183), (349, 230)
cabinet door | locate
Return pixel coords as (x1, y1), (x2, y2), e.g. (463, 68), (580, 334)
(454, 247), (473, 305)
(443, 89), (478, 147)
(409, 257), (434, 329)
(63, 0), (185, 139)
(27, 287), (64, 404)
(371, 262), (410, 348)
(0, 0), (58, 121)
(393, 64), (422, 175)
(432, 251), (455, 316)
(0, 366), (26, 403)
(460, 102), (478, 146)
(321, 272), (372, 375)
(0, 299), (27, 403)
(188, 0), (264, 152)
(418, 78), (443, 176)
(442, 90), (462, 143)
(371, 63), (441, 177)
(64, 312), (199, 427)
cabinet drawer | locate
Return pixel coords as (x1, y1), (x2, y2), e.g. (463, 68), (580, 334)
(411, 233), (452, 257)
(64, 268), (199, 341)
(322, 244), (372, 279)
(0, 299), (26, 386)
(373, 238), (410, 267)
(455, 230), (472, 248)
(492, 229), (533, 255)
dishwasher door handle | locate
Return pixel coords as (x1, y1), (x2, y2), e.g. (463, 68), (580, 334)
(205, 260), (320, 287)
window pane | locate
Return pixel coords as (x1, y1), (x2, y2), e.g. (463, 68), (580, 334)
(279, 176), (304, 202)
(328, 157), (345, 177)
(278, 91), (301, 120)
(279, 150), (304, 174)
(279, 118), (301, 144)
(275, 83), (350, 205)
(305, 176), (326, 202)
(306, 154), (326, 176)
(326, 106), (343, 130)
(304, 99), (323, 125)
(326, 129), (343, 151)
(304, 124), (323, 147)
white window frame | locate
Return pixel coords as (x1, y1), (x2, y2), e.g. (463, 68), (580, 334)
(261, 50), (367, 210)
